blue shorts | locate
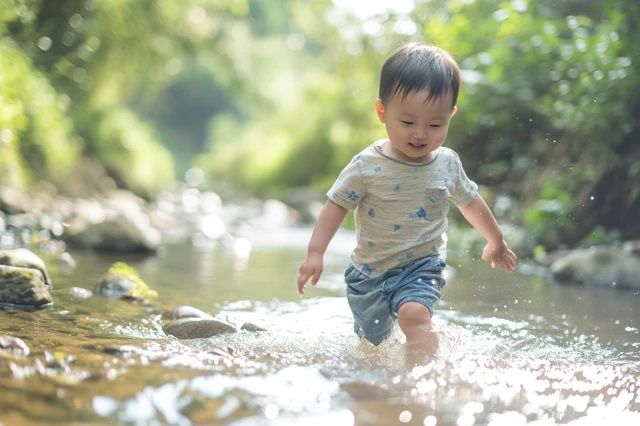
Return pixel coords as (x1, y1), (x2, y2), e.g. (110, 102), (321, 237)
(345, 255), (446, 346)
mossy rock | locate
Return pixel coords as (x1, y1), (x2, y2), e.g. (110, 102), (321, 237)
(0, 249), (52, 289)
(95, 262), (158, 300)
(0, 265), (52, 308)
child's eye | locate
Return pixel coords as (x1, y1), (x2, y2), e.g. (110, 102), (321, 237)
(430, 124), (442, 128)
(400, 120), (413, 126)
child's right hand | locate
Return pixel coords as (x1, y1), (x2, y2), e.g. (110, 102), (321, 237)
(481, 239), (517, 272)
(297, 252), (324, 295)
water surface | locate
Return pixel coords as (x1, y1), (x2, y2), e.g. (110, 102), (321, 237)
(1, 228), (639, 425)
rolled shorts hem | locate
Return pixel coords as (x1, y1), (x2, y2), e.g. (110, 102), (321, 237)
(345, 254), (446, 346)
(393, 296), (436, 317)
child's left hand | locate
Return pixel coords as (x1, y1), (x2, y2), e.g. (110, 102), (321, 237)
(481, 240), (517, 272)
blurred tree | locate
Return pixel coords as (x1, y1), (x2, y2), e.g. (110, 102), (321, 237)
(1, 0), (638, 248)
(2, 0), (253, 196)
(415, 0), (640, 247)
(0, 1), (80, 189)
(198, 0), (639, 248)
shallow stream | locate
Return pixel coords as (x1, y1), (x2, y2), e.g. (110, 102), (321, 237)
(1, 228), (639, 425)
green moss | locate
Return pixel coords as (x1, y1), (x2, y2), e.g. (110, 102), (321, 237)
(107, 262), (158, 299)
(5, 269), (36, 281)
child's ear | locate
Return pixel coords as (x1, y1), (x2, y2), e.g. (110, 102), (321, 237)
(450, 105), (458, 118)
(375, 99), (385, 122)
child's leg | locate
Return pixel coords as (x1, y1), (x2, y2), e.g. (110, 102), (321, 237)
(397, 301), (438, 363)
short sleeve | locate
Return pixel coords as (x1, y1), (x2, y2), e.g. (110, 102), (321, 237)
(327, 156), (367, 210)
(447, 152), (478, 206)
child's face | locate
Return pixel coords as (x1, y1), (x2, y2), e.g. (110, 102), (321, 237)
(376, 88), (457, 163)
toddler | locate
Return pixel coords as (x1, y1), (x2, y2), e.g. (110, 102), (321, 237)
(297, 42), (517, 361)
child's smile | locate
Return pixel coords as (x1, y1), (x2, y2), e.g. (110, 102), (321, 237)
(376, 88), (457, 163)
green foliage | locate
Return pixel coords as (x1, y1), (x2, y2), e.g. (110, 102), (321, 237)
(79, 107), (175, 198)
(0, 38), (79, 188)
(418, 0), (640, 245)
(195, 0), (640, 247)
(2, 0), (639, 247)
(1, 0), (254, 195)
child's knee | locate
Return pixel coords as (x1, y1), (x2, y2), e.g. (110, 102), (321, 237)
(397, 301), (432, 329)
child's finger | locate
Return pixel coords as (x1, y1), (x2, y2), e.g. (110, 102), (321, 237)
(297, 270), (309, 294)
(311, 268), (322, 286)
(498, 256), (516, 272)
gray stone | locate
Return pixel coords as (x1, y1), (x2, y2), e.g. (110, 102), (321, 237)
(0, 265), (52, 308)
(240, 322), (266, 332)
(0, 186), (33, 214)
(0, 335), (30, 357)
(64, 217), (160, 253)
(0, 248), (52, 289)
(69, 287), (93, 299)
(161, 305), (212, 321)
(551, 245), (640, 289)
(163, 318), (238, 339)
(95, 273), (138, 298)
(63, 195), (160, 253)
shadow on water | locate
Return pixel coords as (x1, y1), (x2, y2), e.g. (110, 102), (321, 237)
(1, 230), (639, 425)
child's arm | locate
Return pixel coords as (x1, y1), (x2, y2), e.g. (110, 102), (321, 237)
(458, 194), (517, 272)
(297, 200), (349, 294)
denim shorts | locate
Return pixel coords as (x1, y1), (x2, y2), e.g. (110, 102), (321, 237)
(345, 255), (446, 346)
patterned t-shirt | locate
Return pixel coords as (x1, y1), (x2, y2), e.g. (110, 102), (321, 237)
(327, 139), (478, 277)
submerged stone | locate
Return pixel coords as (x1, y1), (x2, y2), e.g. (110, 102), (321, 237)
(0, 265), (53, 308)
(240, 322), (266, 332)
(163, 318), (238, 339)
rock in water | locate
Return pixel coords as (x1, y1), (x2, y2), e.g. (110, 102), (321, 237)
(163, 318), (238, 339)
(161, 305), (213, 321)
(551, 245), (640, 289)
(69, 287), (93, 299)
(0, 335), (30, 357)
(240, 322), (266, 332)
(95, 262), (158, 300)
(0, 248), (53, 289)
(0, 265), (52, 308)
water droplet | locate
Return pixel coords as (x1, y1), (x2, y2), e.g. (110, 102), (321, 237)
(456, 413), (475, 426)
(69, 13), (83, 29)
(424, 415), (438, 426)
(399, 410), (412, 423)
(37, 36), (52, 51)
(264, 404), (279, 420)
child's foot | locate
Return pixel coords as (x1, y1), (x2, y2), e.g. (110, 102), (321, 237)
(404, 329), (439, 365)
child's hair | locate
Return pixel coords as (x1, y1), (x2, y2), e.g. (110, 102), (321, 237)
(379, 42), (461, 107)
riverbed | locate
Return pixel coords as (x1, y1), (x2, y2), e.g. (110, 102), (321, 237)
(1, 227), (639, 425)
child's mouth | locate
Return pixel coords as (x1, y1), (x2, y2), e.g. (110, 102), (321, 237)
(409, 143), (427, 148)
